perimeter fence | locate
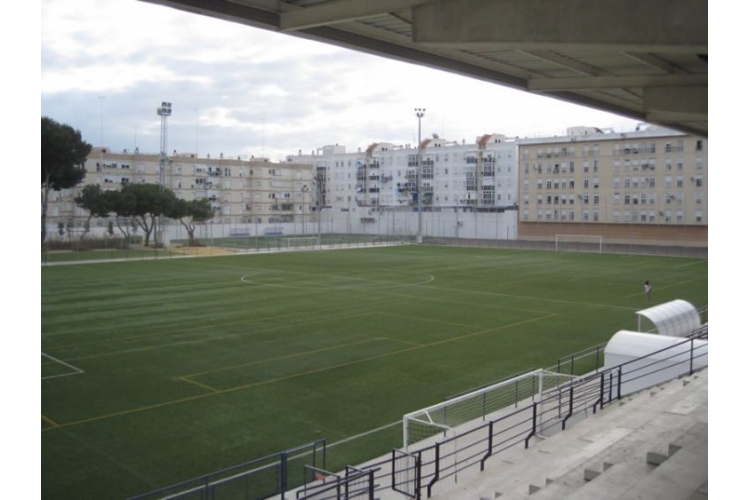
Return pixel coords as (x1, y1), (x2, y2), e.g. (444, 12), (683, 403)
(42, 207), (706, 265)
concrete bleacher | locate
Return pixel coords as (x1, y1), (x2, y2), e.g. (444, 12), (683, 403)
(420, 368), (707, 500)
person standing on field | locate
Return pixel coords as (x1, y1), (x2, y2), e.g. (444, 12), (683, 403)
(644, 281), (652, 302)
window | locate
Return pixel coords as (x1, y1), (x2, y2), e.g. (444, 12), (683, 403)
(593, 195), (600, 205)
(696, 158), (703, 170)
(696, 140), (703, 151)
(665, 142), (672, 153)
(584, 178), (590, 188)
(695, 176), (703, 187)
(676, 177), (684, 188)
(695, 210), (703, 223)
(583, 194), (589, 204)
(696, 192), (703, 204)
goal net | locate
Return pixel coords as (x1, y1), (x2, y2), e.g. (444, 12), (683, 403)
(284, 236), (320, 249)
(402, 369), (574, 450)
(554, 234), (603, 253)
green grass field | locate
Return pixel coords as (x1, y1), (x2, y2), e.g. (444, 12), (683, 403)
(41, 245), (708, 499)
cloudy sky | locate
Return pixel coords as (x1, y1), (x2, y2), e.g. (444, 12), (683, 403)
(40, 0), (647, 162)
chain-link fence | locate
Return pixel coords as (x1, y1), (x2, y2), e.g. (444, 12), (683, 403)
(42, 208), (706, 263)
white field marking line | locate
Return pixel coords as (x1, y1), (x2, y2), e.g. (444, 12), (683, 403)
(672, 259), (708, 269)
(66, 311), (382, 363)
(181, 337), (387, 378)
(62, 427), (158, 486)
(240, 267), (435, 289)
(326, 420), (402, 449)
(369, 290), (554, 316)
(41, 414), (59, 428)
(376, 311), (483, 332)
(46, 293), (407, 349)
(41, 352), (84, 380)
(48, 299), (412, 354)
(45, 315), (554, 432)
(400, 281), (640, 312)
(624, 278), (702, 299)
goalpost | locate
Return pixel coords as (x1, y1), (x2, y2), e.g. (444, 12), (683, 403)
(283, 236), (320, 249)
(402, 369), (574, 450)
(554, 234), (603, 253)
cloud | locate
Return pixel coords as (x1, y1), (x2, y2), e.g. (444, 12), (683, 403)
(41, 0), (641, 162)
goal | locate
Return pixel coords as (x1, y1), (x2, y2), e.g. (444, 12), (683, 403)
(284, 236), (320, 249)
(402, 369), (574, 450)
(554, 234), (603, 253)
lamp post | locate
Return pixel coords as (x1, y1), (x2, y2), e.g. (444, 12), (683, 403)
(301, 184), (309, 234)
(316, 178), (322, 246)
(414, 108), (425, 243)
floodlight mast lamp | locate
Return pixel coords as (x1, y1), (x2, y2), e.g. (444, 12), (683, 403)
(157, 102), (172, 190)
(415, 108), (425, 243)
(156, 102), (172, 246)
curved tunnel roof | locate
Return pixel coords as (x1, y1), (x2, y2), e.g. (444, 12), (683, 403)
(637, 299), (701, 337)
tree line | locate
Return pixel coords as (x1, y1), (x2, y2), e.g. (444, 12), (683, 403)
(42, 116), (214, 247)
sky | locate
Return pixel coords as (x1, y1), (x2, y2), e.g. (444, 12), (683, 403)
(39, 0), (647, 162)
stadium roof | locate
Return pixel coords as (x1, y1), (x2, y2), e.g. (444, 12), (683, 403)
(142, 0), (708, 138)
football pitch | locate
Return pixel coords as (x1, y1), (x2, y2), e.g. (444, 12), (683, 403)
(41, 245), (708, 499)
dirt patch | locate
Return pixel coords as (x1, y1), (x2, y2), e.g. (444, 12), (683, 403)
(171, 245), (236, 257)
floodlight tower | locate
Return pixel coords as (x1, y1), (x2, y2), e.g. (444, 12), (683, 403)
(414, 108), (425, 243)
(157, 102), (172, 190)
(156, 102), (172, 246)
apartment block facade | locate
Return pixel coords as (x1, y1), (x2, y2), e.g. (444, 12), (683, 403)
(46, 148), (314, 228)
(46, 125), (708, 247)
(287, 133), (519, 212)
(518, 126), (707, 246)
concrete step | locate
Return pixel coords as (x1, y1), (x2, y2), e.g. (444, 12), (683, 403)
(426, 369), (706, 500)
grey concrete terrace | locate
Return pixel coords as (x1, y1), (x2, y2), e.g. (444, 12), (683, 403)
(419, 368), (708, 500)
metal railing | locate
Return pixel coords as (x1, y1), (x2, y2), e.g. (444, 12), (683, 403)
(343, 333), (708, 499)
(128, 439), (326, 500)
(128, 331), (707, 500)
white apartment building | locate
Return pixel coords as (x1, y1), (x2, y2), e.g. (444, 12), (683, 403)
(518, 125), (708, 246)
(287, 133), (519, 211)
